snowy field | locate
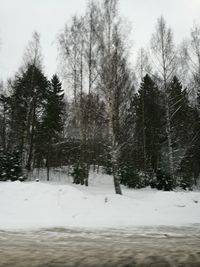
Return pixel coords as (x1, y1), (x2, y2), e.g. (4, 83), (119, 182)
(0, 170), (200, 230)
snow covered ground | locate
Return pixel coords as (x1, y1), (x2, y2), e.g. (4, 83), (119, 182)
(0, 171), (200, 230)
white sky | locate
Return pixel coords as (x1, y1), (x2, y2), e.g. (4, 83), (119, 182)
(0, 0), (200, 81)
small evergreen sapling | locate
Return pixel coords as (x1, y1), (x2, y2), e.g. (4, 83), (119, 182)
(0, 149), (23, 181)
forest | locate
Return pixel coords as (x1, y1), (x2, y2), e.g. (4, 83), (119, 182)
(0, 0), (200, 194)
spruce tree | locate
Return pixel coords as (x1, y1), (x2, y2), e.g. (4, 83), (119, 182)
(180, 107), (200, 188)
(167, 77), (191, 178)
(135, 75), (165, 178)
(40, 74), (65, 181)
(0, 149), (23, 181)
(10, 64), (49, 172)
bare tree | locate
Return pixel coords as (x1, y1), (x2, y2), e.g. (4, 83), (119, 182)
(151, 16), (177, 180)
(59, 16), (89, 185)
(58, 0), (133, 192)
(22, 31), (43, 70)
(179, 24), (200, 104)
(84, 1), (101, 95)
(59, 16), (85, 105)
(97, 0), (133, 194)
(59, 6), (102, 186)
(135, 48), (152, 82)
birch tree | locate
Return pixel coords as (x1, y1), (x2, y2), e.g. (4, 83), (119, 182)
(151, 17), (177, 180)
(179, 24), (200, 104)
(98, 0), (133, 194)
(135, 48), (152, 83)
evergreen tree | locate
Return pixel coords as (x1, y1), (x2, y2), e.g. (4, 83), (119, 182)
(135, 75), (165, 178)
(10, 64), (49, 172)
(0, 94), (11, 152)
(0, 149), (23, 181)
(167, 77), (191, 178)
(179, 107), (200, 188)
(39, 74), (65, 181)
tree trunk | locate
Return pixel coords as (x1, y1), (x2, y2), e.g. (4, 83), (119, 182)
(46, 150), (50, 182)
(166, 100), (174, 180)
(142, 92), (147, 173)
(112, 149), (122, 195)
(108, 107), (122, 195)
(46, 161), (50, 182)
(26, 104), (36, 171)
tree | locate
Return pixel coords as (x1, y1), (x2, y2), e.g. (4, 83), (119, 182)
(39, 74), (65, 181)
(59, 16), (84, 106)
(0, 84), (11, 152)
(134, 75), (165, 176)
(179, 106), (200, 188)
(151, 16), (177, 181)
(0, 149), (23, 181)
(167, 77), (191, 172)
(97, 0), (134, 194)
(10, 31), (47, 172)
(179, 24), (200, 104)
(10, 64), (49, 172)
(22, 31), (43, 70)
(135, 48), (152, 83)
(84, 0), (101, 95)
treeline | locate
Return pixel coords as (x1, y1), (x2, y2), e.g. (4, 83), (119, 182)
(0, 0), (200, 193)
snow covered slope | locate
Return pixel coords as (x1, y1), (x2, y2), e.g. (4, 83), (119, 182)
(0, 173), (199, 229)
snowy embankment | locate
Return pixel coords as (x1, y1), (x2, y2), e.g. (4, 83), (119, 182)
(0, 172), (199, 230)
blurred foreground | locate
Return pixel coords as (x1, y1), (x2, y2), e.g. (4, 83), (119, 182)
(0, 226), (200, 267)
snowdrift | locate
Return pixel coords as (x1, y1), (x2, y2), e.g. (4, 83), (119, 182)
(0, 174), (200, 229)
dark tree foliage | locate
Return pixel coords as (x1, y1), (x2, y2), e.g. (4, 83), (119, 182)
(0, 94), (11, 152)
(165, 77), (195, 188)
(0, 149), (23, 181)
(179, 99), (200, 189)
(10, 64), (49, 171)
(167, 76), (191, 151)
(35, 74), (65, 180)
(135, 75), (165, 174)
(42, 74), (65, 138)
(120, 75), (166, 189)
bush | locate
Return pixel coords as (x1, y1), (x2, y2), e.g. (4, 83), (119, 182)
(151, 168), (174, 191)
(71, 162), (89, 185)
(179, 175), (193, 190)
(120, 164), (142, 188)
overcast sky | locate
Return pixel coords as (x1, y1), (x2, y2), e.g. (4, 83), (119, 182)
(0, 0), (200, 81)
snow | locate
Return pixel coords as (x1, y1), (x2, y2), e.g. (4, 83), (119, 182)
(0, 171), (200, 230)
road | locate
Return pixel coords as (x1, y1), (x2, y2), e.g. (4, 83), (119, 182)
(0, 225), (200, 266)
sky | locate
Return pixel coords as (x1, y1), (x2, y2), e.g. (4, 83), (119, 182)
(0, 0), (200, 81)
